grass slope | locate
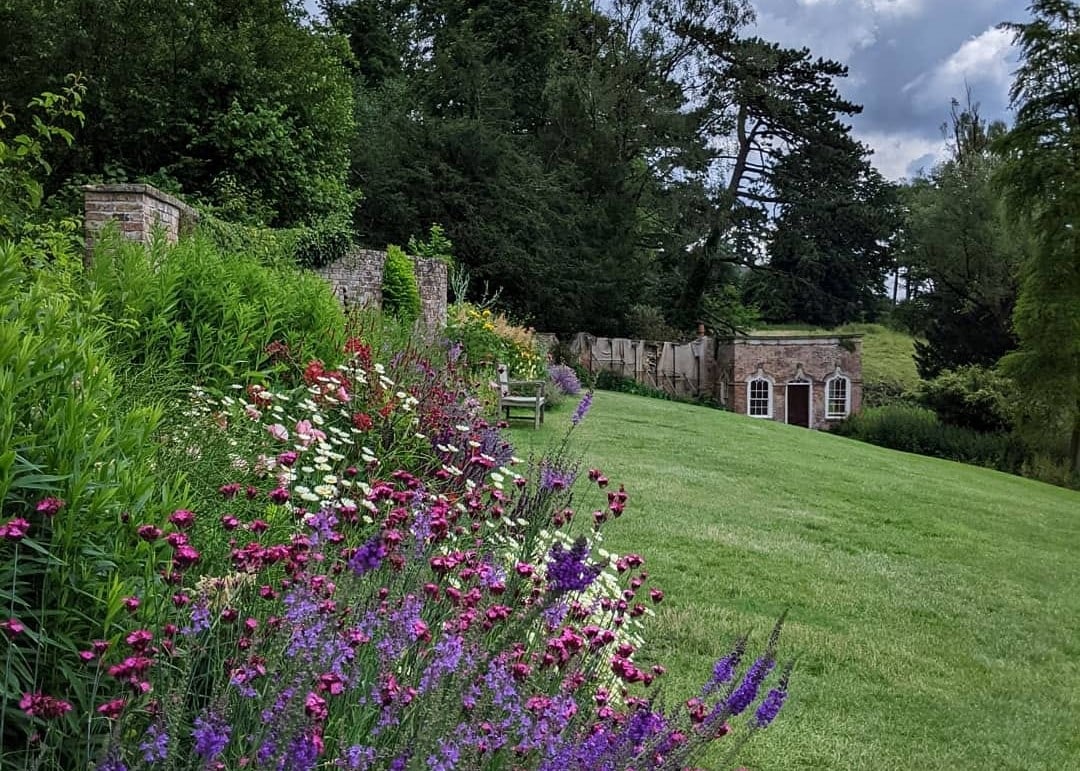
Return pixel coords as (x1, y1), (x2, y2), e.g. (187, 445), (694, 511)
(510, 393), (1080, 770)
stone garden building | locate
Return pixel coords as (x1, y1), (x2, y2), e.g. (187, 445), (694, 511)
(570, 332), (862, 429)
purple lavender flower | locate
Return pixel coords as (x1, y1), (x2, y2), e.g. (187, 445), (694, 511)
(625, 707), (666, 748)
(724, 656), (775, 716)
(571, 391), (593, 425)
(284, 731), (320, 771)
(547, 537), (601, 594)
(138, 722), (169, 762)
(539, 463), (576, 492)
(447, 341), (464, 364)
(95, 751), (127, 771)
(427, 738), (461, 771)
(419, 635), (465, 694)
(192, 711), (230, 760)
(349, 537), (387, 577)
(344, 745), (377, 770)
(753, 687), (787, 727)
(389, 752), (411, 770)
(547, 364), (581, 395)
(702, 637), (746, 696)
(181, 599), (211, 636)
(542, 601), (569, 629)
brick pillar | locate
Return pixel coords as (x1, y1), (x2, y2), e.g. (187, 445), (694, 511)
(83, 183), (198, 263)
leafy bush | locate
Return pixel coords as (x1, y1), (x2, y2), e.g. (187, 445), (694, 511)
(4, 338), (792, 769)
(917, 365), (1015, 433)
(382, 244), (422, 325)
(833, 405), (1027, 473)
(0, 239), (187, 764)
(595, 370), (674, 401)
(625, 304), (682, 342)
(407, 222), (454, 265)
(199, 210), (354, 270)
(86, 229), (346, 384)
(446, 302), (542, 380)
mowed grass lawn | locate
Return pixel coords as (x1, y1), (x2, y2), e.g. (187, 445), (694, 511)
(509, 392), (1080, 770)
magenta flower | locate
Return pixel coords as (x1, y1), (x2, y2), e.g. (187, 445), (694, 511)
(0, 517), (30, 541)
(122, 596), (140, 613)
(96, 698), (126, 719)
(269, 487), (290, 504)
(277, 451), (299, 467)
(35, 497), (65, 517)
(219, 483), (241, 499)
(19, 692), (73, 719)
(168, 509), (196, 529)
(0, 618), (25, 636)
(136, 524), (162, 541)
(220, 514), (240, 530)
(173, 544), (201, 568)
(267, 423), (290, 442)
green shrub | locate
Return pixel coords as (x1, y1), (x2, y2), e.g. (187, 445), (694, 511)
(407, 223), (454, 265)
(0, 238), (186, 762)
(382, 244), (422, 325)
(918, 365), (1015, 433)
(86, 229), (346, 385)
(834, 405), (1027, 473)
(595, 370), (673, 401)
(199, 210), (353, 270)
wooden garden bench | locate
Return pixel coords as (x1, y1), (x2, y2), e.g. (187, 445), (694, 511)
(497, 364), (546, 429)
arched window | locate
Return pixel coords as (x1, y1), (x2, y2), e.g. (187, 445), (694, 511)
(825, 371), (851, 419)
(747, 375), (773, 418)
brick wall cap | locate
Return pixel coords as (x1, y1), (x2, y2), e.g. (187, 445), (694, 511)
(724, 334), (862, 345)
(82, 183), (199, 223)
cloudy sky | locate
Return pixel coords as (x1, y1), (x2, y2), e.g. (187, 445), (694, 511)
(750, 0), (1030, 180)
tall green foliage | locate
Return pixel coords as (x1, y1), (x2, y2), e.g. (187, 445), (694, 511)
(897, 102), (1022, 378)
(86, 230), (347, 383)
(0, 239), (186, 764)
(995, 0), (1080, 475)
(381, 244), (422, 325)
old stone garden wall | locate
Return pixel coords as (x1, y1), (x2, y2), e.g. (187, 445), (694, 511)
(82, 184), (447, 336)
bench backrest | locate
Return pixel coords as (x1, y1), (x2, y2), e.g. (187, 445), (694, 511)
(496, 364), (510, 396)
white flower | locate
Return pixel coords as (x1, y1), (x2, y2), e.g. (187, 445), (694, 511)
(323, 475), (339, 485)
(314, 484), (336, 499)
(301, 492), (320, 503)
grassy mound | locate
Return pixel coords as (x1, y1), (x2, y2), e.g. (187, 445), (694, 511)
(511, 391), (1080, 769)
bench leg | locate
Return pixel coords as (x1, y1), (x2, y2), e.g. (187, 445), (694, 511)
(534, 404), (541, 429)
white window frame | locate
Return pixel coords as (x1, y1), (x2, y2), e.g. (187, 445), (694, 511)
(746, 374), (773, 419)
(824, 372), (851, 419)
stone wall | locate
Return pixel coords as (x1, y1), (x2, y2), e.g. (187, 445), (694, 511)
(412, 257), (448, 333)
(314, 249), (448, 337)
(83, 183), (198, 260)
(315, 249), (386, 307)
(568, 333), (715, 399)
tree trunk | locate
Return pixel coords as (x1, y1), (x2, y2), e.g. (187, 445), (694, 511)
(1071, 411), (1080, 477)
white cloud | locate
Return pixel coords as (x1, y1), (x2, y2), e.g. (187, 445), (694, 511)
(855, 129), (947, 180)
(903, 26), (1015, 106)
(797, 0), (924, 16)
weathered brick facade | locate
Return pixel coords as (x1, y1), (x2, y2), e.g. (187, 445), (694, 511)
(83, 183), (198, 259)
(715, 335), (862, 429)
(570, 332), (862, 429)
